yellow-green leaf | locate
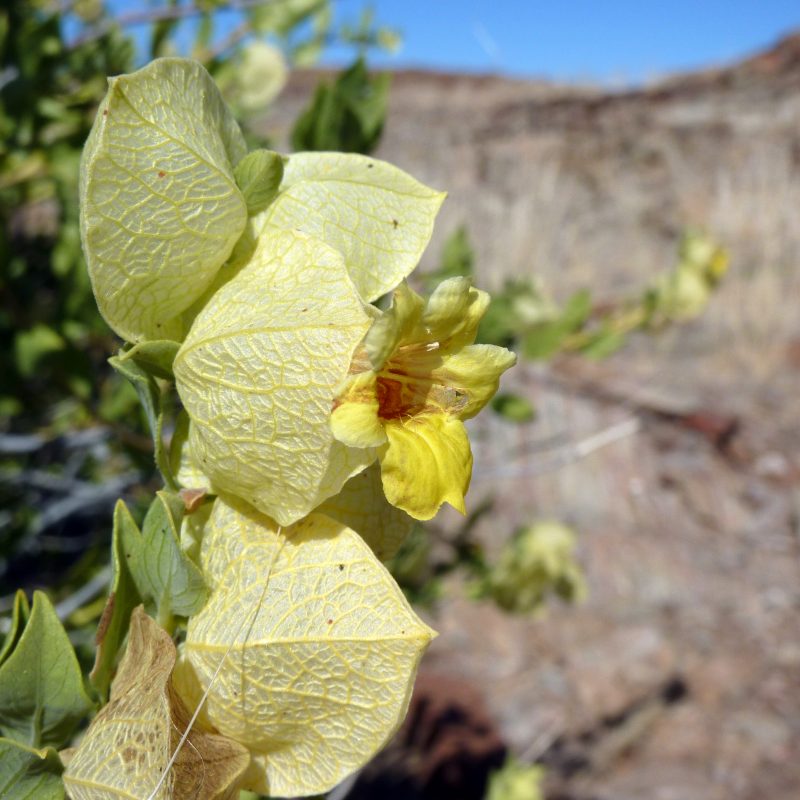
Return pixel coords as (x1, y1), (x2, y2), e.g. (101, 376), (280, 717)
(255, 152), (446, 302)
(169, 410), (214, 493)
(174, 228), (374, 526)
(119, 339), (181, 381)
(109, 353), (176, 490)
(176, 496), (435, 797)
(80, 57), (248, 342)
(234, 149), (284, 215)
(64, 608), (249, 800)
(120, 492), (207, 619)
(89, 501), (143, 702)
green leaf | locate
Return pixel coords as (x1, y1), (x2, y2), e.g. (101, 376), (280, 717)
(491, 393), (536, 423)
(169, 411), (213, 493)
(109, 353), (176, 489)
(521, 320), (569, 360)
(14, 326), (65, 378)
(0, 738), (64, 800)
(290, 57), (389, 156)
(292, 38), (324, 67)
(561, 289), (592, 330)
(119, 339), (181, 381)
(250, 0), (327, 35)
(0, 591), (93, 748)
(255, 152), (445, 303)
(120, 492), (207, 620)
(579, 328), (626, 359)
(88, 501), (143, 702)
(80, 58), (248, 342)
(0, 592), (30, 668)
(234, 149), (284, 215)
(522, 290), (592, 360)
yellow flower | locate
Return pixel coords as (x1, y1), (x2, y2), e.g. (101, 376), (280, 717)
(331, 277), (516, 520)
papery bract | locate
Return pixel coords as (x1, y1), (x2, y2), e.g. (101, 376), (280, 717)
(251, 151), (446, 302)
(80, 58), (248, 342)
(63, 607), (249, 800)
(317, 462), (414, 561)
(174, 495), (435, 797)
(174, 228), (373, 526)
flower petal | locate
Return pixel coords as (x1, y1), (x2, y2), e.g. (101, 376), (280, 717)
(330, 372), (387, 448)
(380, 415), (472, 519)
(364, 281), (425, 369)
(421, 276), (490, 351)
(433, 344), (517, 419)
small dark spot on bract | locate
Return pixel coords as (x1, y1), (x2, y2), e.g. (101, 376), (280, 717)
(102, 109), (108, 116)
(327, 619), (333, 625)
(367, 163), (374, 169)
(158, 170), (166, 178)
(391, 219), (399, 229)
(301, 307), (308, 313)
(338, 564), (344, 571)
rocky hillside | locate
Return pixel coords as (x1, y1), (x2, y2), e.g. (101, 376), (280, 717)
(266, 35), (800, 800)
(270, 32), (800, 293)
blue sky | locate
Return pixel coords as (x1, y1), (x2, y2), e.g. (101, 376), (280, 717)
(105, 1), (800, 85)
(324, 0), (800, 83)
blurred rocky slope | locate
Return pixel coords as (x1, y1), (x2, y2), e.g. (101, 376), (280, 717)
(266, 34), (800, 800)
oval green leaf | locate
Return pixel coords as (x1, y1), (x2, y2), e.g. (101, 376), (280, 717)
(0, 739), (64, 800)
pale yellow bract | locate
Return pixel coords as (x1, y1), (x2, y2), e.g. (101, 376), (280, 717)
(80, 58), (248, 343)
(174, 227), (374, 527)
(317, 462), (415, 561)
(175, 496), (435, 797)
(254, 151), (446, 302)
